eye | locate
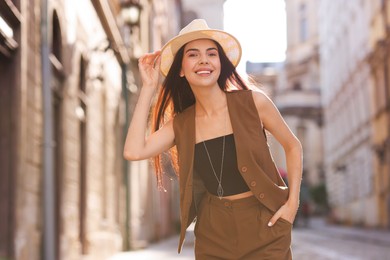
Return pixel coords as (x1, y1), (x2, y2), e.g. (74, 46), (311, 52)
(208, 51), (218, 57)
(187, 52), (198, 57)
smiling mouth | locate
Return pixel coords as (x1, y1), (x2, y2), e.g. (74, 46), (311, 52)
(196, 70), (212, 75)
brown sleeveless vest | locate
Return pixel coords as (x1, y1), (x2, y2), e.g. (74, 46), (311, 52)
(172, 90), (289, 253)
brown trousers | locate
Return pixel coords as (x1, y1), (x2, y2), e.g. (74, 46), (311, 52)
(194, 192), (292, 260)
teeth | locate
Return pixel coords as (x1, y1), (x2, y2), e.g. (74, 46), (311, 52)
(196, 71), (211, 74)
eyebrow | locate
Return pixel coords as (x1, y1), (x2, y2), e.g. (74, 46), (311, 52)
(185, 47), (218, 53)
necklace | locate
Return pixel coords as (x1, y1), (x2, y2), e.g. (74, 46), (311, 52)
(199, 108), (227, 200)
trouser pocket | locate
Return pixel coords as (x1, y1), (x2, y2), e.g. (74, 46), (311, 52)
(258, 203), (292, 243)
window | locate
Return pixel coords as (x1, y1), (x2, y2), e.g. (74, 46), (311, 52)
(299, 3), (308, 42)
(50, 12), (64, 76)
(0, 16), (13, 38)
(292, 82), (302, 91)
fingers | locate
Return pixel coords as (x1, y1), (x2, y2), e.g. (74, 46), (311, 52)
(139, 51), (161, 68)
(154, 52), (162, 68)
(268, 205), (295, 227)
(138, 51), (162, 86)
(268, 211), (281, 227)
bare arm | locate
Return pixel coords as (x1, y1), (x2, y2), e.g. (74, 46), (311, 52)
(252, 90), (303, 225)
(123, 51), (175, 161)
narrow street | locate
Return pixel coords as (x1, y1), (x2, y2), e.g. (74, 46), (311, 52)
(292, 218), (390, 260)
(108, 218), (390, 260)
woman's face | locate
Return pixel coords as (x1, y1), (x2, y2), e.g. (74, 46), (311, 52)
(180, 39), (221, 88)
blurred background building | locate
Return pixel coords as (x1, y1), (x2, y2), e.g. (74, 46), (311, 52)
(248, 0), (390, 229)
(1, 0), (390, 260)
(319, 0), (375, 226)
(181, 0), (225, 29)
(319, 0), (390, 228)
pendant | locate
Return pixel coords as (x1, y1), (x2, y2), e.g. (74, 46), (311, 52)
(217, 183), (224, 200)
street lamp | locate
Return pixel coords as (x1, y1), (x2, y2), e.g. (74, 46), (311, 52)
(121, 0), (142, 27)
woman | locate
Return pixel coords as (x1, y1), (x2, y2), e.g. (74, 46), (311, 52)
(124, 19), (302, 259)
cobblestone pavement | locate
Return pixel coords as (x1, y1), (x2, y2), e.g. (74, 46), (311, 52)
(108, 218), (390, 260)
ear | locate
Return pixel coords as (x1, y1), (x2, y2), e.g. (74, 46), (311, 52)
(180, 68), (185, 77)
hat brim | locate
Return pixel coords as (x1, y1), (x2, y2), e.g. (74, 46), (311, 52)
(160, 29), (242, 76)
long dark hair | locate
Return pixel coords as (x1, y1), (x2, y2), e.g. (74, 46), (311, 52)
(152, 40), (250, 188)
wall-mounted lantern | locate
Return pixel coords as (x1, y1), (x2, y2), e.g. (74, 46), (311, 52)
(120, 0), (142, 28)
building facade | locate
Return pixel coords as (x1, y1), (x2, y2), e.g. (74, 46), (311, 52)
(368, 0), (390, 229)
(0, 0), (183, 259)
(181, 0), (225, 29)
(319, 0), (390, 227)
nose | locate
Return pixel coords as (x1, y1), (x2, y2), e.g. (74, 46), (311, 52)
(199, 54), (209, 64)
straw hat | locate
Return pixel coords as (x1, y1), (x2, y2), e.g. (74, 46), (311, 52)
(159, 19), (242, 76)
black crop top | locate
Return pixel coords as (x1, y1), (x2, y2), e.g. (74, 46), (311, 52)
(194, 134), (250, 196)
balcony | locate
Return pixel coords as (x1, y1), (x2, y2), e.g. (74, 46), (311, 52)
(274, 88), (322, 124)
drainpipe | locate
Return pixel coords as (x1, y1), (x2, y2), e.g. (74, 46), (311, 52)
(41, 0), (56, 259)
(122, 63), (131, 249)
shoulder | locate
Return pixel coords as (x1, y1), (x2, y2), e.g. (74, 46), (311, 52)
(251, 89), (274, 110)
(251, 89), (282, 128)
